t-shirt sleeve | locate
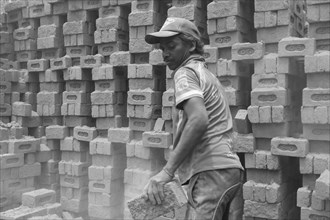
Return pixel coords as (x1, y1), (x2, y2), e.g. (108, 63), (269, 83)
(174, 67), (203, 109)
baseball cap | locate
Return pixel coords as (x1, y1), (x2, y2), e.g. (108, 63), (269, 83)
(145, 17), (201, 44)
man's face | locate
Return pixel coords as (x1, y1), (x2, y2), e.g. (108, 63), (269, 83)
(160, 35), (191, 70)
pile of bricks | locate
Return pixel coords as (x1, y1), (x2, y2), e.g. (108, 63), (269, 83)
(0, 0), (329, 219)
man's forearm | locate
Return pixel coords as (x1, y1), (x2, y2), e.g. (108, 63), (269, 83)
(164, 118), (207, 175)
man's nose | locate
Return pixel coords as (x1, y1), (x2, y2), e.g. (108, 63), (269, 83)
(162, 50), (169, 59)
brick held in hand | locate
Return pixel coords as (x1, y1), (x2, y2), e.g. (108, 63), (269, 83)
(127, 180), (187, 220)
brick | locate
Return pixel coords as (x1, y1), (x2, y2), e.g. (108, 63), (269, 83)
(301, 207), (330, 219)
(272, 104), (294, 123)
(311, 190), (326, 211)
(252, 73), (288, 90)
(278, 37), (316, 57)
(297, 186), (312, 208)
(142, 131), (172, 149)
(27, 59), (50, 72)
(29, 3), (52, 18)
(50, 56), (72, 71)
(110, 51), (131, 66)
(317, 51), (330, 72)
(0, 205), (47, 219)
(254, 0), (290, 11)
(300, 154), (314, 174)
(254, 183), (266, 202)
(63, 66), (92, 81)
(81, 54), (104, 68)
(313, 153), (330, 174)
(232, 132), (255, 153)
(73, 126), (97, 142)
(259, 106), (272, 123)
(144, 50), (163, 67)
(96, 16), (128, 31)
(232, 42), (265, 61)
(264, 11), (277, 27)
(209, 31), (252, 48)
(13, 26), (37, 41)
(19, 163), (41, 178)
(271, 137), (309, 158)
(315, 169), (330, 200)
(128, 89), (162, 105)
(0, 153), (24, 169)
(247, 105), (259, 123)
(89, 178), (122, 194)
(127, 180), (187, 220)
(83, 0), (102, 10)
(63, 21), (88, 35)
(92, 65), (114, 80)
(234, 109), (252, 134)
(108, 127), (133, 143)
(251, 88), (291, 106)
(207, 1), (244, 19)
(244, 199), (286, 219)
(37, 92), (61, 106)
(45, 125), (68, 139)
(255, 150), (267, 169)
(99, 5), (129, 18)
(62, 91), (90, 104)
(22, 188), (56, 208)
(66, 81), (91, 92)
(60, 175), (89, 189)
(129, 11), (160, 27)
(303, 124), (330, 141)
(65, 46), (92, 58)
(12, 101), (32, 116)
(252, 122), (292, 138)
(4, 0), (27, 12)
(38, 24), (60, 38)
(8, 137), (39, 154)
(0, 103), (11, 116)
(243, 180), (254, 201)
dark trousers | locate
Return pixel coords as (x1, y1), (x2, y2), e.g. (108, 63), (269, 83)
(185, 168), (244, 220)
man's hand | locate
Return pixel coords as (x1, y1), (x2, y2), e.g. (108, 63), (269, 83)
(143, 169), (174, 205)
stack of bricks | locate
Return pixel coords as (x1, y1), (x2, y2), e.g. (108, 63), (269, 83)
(254, 0), (307, 53)
(64, 0), (98, 66)
(207, 0), (254, 57)
(205, 0), (255, 127)
(59, 126), (94, 218)
(37, 0), (66, 61)
(0, 5), (15, 61)
(0, 117), (41, 212)
(0, 60), (20, 123)
(4, 1), (30, 68)
(306, 0), (330, 51)
(122, 0), (169, 218)
(61, 65), (92, 127)
(88, 127), (127, 219)
(38, 57), (67, 127)
(94, 2), (129, 62)
(296, 48), (330, 218)
(0, 188), (63, 220)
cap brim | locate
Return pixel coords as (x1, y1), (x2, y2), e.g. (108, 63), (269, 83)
(145, 31), (179, 44)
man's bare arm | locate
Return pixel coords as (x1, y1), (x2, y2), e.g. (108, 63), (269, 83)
(164, 96), (209, 175)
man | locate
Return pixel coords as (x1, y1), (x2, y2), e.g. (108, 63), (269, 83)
(143, 17), (244, 220)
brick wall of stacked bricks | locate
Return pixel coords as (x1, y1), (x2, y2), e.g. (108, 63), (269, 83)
(0, 0), (329, 219)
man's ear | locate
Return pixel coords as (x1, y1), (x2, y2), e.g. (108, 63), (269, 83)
(189, 41), (196, 53)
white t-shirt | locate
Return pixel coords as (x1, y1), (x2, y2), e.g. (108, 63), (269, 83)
(173, 56), (244, 184)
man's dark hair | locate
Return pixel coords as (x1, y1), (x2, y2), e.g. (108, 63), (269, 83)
(178, 33), (204, 55)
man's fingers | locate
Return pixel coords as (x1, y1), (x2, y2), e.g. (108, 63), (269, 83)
(148, 183), (157, 205)
(157, 183), (165, 201)
(152, 183), (162, 205)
